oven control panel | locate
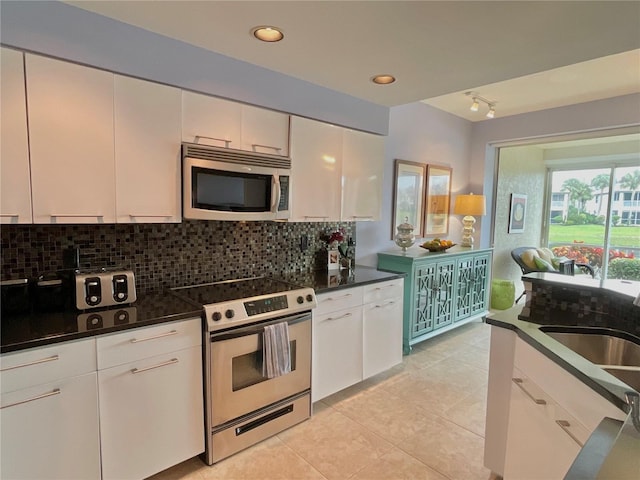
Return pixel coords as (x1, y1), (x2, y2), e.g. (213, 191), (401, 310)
(244, 295), (288, 316)
(205, 288), (317, 331)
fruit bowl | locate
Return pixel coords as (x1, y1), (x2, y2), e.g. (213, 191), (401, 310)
(420, 242), (456, 252)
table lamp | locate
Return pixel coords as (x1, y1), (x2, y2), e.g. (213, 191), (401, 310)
(454, 193), (486, 248)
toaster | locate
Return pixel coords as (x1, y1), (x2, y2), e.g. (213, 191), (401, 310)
(75, 270), (136, 310)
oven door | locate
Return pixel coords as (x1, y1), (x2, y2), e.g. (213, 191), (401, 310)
(210, 312), (311, 426)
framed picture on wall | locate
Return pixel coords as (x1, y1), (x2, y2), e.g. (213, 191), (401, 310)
(508, 194), (527, 233)
(424, 164), (452, 236)
(392, 159), (426, 239)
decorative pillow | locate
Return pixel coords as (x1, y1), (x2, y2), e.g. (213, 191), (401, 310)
(520, 249), (540, 270)
(536, 248), (554, 263)
(551, 256), (569, 270)
(534, 256), (556, 272)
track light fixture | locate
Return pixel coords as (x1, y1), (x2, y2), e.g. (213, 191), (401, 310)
(465, 91), (496, 119)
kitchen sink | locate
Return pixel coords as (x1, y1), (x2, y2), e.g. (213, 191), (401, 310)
(539, 326), (640, 391)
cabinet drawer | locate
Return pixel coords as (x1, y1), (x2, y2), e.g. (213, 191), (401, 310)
(363, 279), (404, 304)
(97, 317), (201, 370)
(513, 337), (626, 430)
(1, 338), (96, 394)
(315, 287), (363, 316)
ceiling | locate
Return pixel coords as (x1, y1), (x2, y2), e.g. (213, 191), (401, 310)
(65, 1), (640, 122)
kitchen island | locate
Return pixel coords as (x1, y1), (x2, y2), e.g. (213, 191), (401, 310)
(485, 274), (640, 479)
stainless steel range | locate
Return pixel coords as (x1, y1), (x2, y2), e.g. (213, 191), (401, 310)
(172, 277), (316, 465)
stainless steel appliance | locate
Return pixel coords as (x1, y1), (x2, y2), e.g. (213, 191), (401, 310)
(172, 277), (316, 465)
(74, 269), (136, 310)
(182, 143), (291, 222)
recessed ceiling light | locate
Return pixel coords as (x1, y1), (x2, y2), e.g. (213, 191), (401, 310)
(371, 75), (396, 85)
(252, 26), (284, 42)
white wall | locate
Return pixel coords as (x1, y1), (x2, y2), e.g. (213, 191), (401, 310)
(492, 146), (547, 295)
(356, 102), (473, 267)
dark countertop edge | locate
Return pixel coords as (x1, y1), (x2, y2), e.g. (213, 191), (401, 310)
(486, 308), (634, 413)
(0, 309), (202, 354)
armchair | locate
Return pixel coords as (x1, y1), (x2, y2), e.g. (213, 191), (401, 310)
(511, 246), (595, 303)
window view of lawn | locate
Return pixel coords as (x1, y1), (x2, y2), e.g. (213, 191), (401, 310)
(548, 225), (638, 247)
(546, 167), (640, 281)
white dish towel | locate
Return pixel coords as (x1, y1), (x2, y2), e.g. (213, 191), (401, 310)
(262, 322), (291, 379)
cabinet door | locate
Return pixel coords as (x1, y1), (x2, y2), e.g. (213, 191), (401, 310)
(240, 104), (290, 156)
(413, 264), (437, 337)
(363, 297), (403, 378)
(182, 91), (241, 148)
(504, 373), (582, 479)
(26, 54), (116, 224)
(115, 76), (182, 223)
(470, 253), (491, 316)
(290, 116), (343, 221)
(341, 129), (384, 221)
(0, 48), (32, 224)
(312, 305), (363, 401)
(0, 372), (101, 480)
(454, 253), (491, 322)
(98, 345), (204, 480)
(433, 260), (455, 329)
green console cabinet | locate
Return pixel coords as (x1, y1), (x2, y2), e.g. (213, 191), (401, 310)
(378, 247), (492, 354)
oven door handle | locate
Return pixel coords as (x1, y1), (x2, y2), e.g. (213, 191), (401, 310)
(210, 311), (311, 342)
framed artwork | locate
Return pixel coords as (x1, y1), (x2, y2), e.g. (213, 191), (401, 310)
(392, 159), (426, 239)
(509, 194), (527, 233)
(424, 164), (452, 236)
(327, 249), (340, 270)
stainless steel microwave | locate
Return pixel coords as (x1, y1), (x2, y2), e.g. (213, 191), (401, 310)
(182, 143), (291, 221)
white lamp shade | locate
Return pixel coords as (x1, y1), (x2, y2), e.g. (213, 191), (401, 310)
(454, 193), (486, 216)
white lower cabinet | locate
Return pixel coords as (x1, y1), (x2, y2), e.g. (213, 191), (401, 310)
(1, 373), (101, 480)
(313, 303), (363, 402)
(503, 369), (586, 479)
(312, 278), (404, 402)
(98, 345), (203, 480)
(0, 338), (100, 480)
(362, 280), (404, 379)
(484, 327), (627, 479)
(97, 317), (204, 480)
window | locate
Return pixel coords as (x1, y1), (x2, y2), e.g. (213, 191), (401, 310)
(545, 166), (640, 281)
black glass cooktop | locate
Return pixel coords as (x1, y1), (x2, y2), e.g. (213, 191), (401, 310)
(171, 277), (302, 305)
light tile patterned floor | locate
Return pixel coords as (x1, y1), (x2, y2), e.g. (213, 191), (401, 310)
(148, 320), (495, 480)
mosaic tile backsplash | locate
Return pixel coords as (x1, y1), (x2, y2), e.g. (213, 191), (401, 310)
(1, 221), (355, 294)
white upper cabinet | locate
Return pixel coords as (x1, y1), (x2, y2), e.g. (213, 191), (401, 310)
(182, 91), (289, 157)
(114, 75), (182, 223)
(341, 129), (384, 221)
(181, 91), (242, 149)
(290, 116), (343, 222)
(240, 104), (290, 157)
(26, 54), (116, 224)
(0, 48), (32, 224)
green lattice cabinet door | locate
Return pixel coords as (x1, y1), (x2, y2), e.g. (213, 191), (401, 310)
(433, 260), (455, 329)
(413, 263), (437, 338)
(470, 253), (491, 315)
(454, 256), (475, 321)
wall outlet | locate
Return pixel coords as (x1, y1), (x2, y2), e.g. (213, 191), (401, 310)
(300, 235), (308, 252)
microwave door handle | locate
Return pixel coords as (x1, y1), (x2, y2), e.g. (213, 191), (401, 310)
(271, 176), (281, 213)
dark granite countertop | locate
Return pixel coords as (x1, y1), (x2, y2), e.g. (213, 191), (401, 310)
(279, 265), (405, 294)
(1, 292), (202, 354)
